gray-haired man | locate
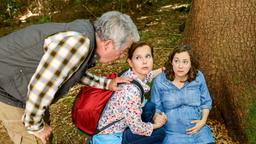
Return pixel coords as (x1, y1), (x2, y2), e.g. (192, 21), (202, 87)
(0, 11), (139, 144)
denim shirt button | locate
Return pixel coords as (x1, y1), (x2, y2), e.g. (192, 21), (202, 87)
(19, 69), (23, 73)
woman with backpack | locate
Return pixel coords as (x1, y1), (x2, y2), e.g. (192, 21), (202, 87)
(91, 42), (167, 144)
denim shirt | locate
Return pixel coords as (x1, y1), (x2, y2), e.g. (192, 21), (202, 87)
(151, 71), (214, 144)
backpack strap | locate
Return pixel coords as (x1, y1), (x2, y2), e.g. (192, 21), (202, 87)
(117, 68), (129, 76)
(94, 79), (144, 134)
(131, 79), (144, 102)
(118, 69), (144, 101)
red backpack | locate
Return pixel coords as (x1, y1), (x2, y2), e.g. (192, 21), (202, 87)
(72, 71), (144, 136)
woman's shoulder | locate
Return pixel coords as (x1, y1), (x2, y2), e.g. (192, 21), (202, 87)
(154, 72), (167, 82)
(196, 70), (205, 78)
(119, 81), (142, 96)
(195, 70), (207, 83)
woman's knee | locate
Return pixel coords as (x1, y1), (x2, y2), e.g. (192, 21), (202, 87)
(144, 101), (155, 110)
(152, 126), (166, 138)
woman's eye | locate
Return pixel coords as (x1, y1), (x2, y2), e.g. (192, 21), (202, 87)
(146, 55), (152, 59)
(135, 56), (142, 60)
(183, 61), (189, 65)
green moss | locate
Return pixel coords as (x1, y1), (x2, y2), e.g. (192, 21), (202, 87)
(140, 29), (182, 49)
(232, 75), (242, 86)
(56, 96), (75, 105)
(37, 16), (51, 23)
(245, 102), (256, 143)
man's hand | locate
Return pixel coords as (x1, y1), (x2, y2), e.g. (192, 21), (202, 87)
(33, 124), (52, 144)
(108, 77), (132, 91)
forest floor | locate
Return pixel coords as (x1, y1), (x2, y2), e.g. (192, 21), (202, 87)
(0, 0), (240, 144)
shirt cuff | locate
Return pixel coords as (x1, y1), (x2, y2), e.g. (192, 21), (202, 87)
(23, 115), (45, 134)
(201, 105), (212, 110)
(105, 79), (111, 90)
(26, 124), (45, 134)
(156, 109), (162, 113)
(148, 123), (154, 136)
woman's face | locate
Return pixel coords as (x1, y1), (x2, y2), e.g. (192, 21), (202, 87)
(128, 45), (153, 80)
(172, 51), (191, 79)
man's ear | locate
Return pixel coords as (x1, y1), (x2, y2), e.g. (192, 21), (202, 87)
(103, 39), (113, 50)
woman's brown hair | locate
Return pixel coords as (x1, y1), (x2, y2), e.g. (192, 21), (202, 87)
(127, 41), (154, 59)
(164, 44), (199, 82)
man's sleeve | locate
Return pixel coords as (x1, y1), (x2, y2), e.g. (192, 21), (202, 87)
(23, 31), (90, 133)
(80, 71), (111, 89)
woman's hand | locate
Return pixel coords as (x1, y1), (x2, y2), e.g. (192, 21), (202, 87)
(186, 119), (206, 135)
(152, 112), (167, 129)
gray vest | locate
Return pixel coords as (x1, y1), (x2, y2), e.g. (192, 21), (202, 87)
(0, 20), (96, 108)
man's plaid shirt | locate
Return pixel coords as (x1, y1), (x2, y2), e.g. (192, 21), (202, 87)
(23, 31), (111, 133)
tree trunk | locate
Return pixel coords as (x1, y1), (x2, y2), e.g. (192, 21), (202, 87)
(182, 0), (256, 143)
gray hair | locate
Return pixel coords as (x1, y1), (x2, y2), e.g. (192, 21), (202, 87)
(94, 11), (140, 49)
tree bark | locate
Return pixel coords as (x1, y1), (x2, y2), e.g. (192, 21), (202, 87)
(183, 0), (256, 142)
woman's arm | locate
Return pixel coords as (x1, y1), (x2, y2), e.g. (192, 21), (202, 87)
(123, 85), (154, 136)
(186, 71), (212, 135)
(199, 71), (212, 110)
(151, 79), (164, 113)
(201, 108), (210, 123)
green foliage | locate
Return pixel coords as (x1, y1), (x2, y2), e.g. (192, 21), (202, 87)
(74, 0), (82, 5)
(0, 0), (21, 26)
(38, 16), (51, 23)
(0, 0), (21, 17)
(140, 17), (183, 49)
(144, 81), (153, 99)
(245, 102), (256, 143)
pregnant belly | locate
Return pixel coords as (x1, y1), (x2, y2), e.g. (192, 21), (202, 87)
(165, 106), (201, 134)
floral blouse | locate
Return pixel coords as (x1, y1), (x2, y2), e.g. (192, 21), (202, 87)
(97, 69), (155, 136)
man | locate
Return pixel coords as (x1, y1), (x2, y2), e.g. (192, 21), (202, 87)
(0, 11), (139, 144)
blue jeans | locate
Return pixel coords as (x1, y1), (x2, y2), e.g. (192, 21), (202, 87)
(122, 101), (166, 144)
